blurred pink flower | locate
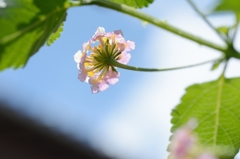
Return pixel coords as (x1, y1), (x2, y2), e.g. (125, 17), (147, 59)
(170, 120), (218, 159)
(74, 27), (135, 93)
(170, 120), (197, 159)
(170, 127), (196, 159)
(196, 153), (217, 159)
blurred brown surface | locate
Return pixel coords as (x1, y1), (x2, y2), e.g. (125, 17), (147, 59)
(0, 102), (110, 159)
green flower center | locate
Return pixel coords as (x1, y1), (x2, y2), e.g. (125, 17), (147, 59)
(92, 39), (121, 73)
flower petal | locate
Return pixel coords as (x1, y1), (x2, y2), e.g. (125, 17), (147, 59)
(74, 50), (82, 63)
(197, 153), (217, 159)
(106, 78), (119, 85)
(105, 70), (120, 85)
(113, 30), (123, 37)
(118, 51), (131, 64)
(126, 40), (135, 50)
(91, 27), (106, 43)
(89, 78), (109, 94)
(82, 41), (90, 53)
(79, 53), (87, 69)
(95, 26), (105, 34)
(78, 70), (88, 82)
(98, 82), (109, 91)
(78, 53), (88, 82)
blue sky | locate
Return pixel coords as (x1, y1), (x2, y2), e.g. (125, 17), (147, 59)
(1, 0), (240, 158)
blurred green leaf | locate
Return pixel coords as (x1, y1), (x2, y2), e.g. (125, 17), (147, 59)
(106, 0), (154, 8)
(214, 0), (240, 24)
(0, 0), (69, 70)
(211, 58), (224, 71)
(216, 26), (230, 36)
(47, 23), (64, 46)
(171, 77), (240, 158)
(215, 0), (240, 13)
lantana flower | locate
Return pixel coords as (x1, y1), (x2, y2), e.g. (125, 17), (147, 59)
(169, 120), (218, 159)
(170, 122), (197, 159)
(74, 27), (135, 93)
(197, 153), (217, 159)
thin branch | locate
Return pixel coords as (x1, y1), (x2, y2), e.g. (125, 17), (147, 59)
(187, 0), (228, 44)
(110, 57), (224, 72)
(221, 59), (229, 77)
(70, 0), (227, 53)
(232, 23), (239, 42)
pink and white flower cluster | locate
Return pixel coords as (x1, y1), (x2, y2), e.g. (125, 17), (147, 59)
(74, 27), (135, 93)
(170, 120), (217, 159)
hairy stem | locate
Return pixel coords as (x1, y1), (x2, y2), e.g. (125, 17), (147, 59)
(70, 0), (226, 53)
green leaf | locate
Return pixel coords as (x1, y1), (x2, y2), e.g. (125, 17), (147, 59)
(46, 23), (64, 46)
(171, 77), (240, 158)
(211, 58), (224, 71)
(215, 0), (240, 14)
(105, 0), (154, 8)
(0, 0), (69, 70)
(213, 0), (240, 25)
(216, 26), (230, 36)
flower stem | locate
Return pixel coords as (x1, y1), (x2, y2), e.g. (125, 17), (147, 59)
(109, 57), (224, 72)
(70, 0), (226, 53)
